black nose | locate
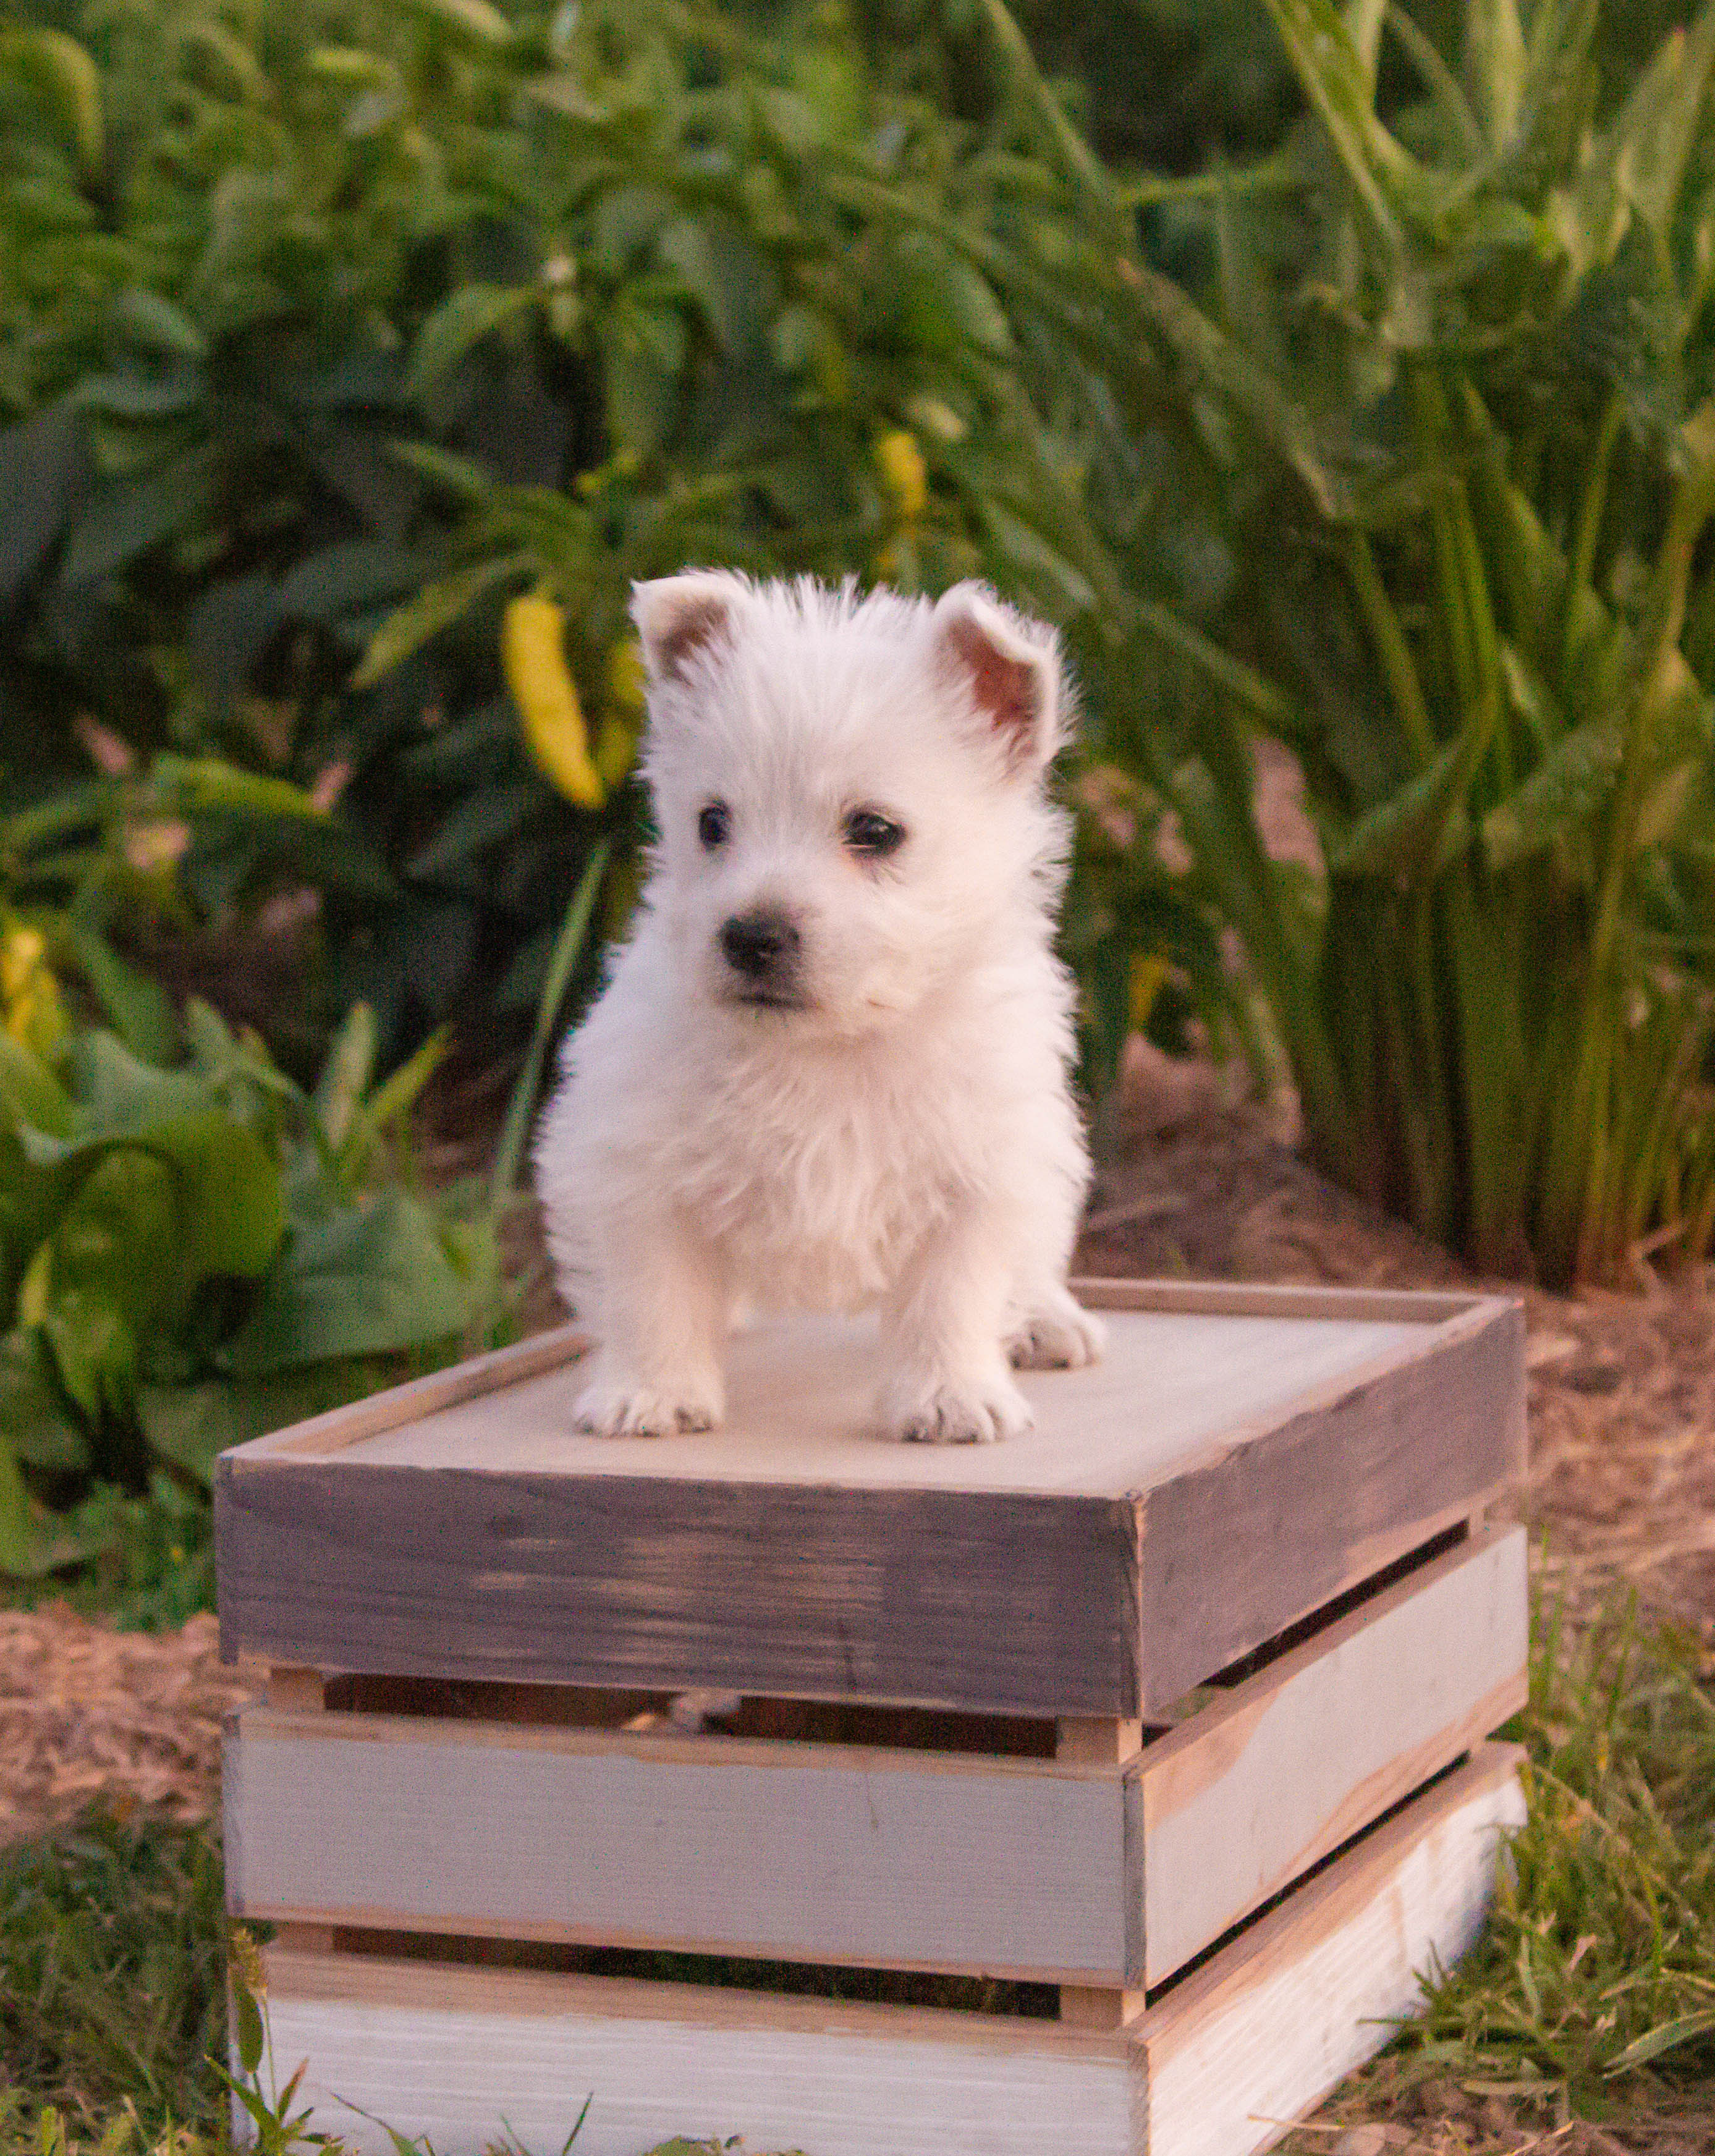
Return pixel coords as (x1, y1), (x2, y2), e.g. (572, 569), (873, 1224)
(720, 908), (801, 981)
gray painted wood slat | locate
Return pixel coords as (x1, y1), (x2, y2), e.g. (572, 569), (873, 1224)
(214, 1283), (1524, 1718)
(223, 1529), (1525, 1989)
(247, 1748), (1523, 2156)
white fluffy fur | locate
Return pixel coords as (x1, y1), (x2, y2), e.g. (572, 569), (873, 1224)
(534, 572), (1104, 1444)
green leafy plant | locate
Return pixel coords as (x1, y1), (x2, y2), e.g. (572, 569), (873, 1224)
(0, 995), (499, 1581)
(964, 0), (1715, 1283)
(0, 0), (1212, 1086)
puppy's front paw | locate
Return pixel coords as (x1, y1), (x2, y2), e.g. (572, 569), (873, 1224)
(573, 1374), (722, 1437)
(1008, 1293), (1107, 1371)
(882, 1372), (1034, 1445)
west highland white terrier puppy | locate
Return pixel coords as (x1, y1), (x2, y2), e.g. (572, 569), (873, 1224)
(535, 571), (1104, 1443)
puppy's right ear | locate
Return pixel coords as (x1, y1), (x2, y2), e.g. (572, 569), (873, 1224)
(631, 572), (749, 687)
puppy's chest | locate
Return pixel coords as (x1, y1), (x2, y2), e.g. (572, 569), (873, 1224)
(670, 1072), (962, 1304)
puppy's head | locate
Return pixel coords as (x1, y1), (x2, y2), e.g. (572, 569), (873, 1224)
(631, 572), (1070, 1034)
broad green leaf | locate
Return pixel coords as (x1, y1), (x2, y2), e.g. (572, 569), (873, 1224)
(313, 1003), (378, 1152)
(1604, 0), (1715, 243)
(353, 557), (525, 689)
(1327, 731), (1473, 880)
(0, 400), (88, 602)
(151, 753), (330, 823)
(0, 1031), (76, 1138)
(1260, 0), (1416, 245)
(0, 28), (103, 180)
(61, 445), (218, 585)
(114, 287), (206, 359)
(404, 0), (512, 46)
(0, 1329), (87, 1470)
(409, 283), (539, 399)
(34, 1283), (138, 1423)
(64, 923), (179, 1064)
(220, 1189), (480, 1371)
(407, 782), (541, 881)
(231, 1972), (265, 2076)
(139, 1363), (379, 1481)
(277, 539), (421, 624)
(1467, 0), (1527, 150)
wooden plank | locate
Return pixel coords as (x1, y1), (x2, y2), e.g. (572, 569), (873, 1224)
(1138, 1745), (1526, 2156)
(224, 1529), (1524, 1990)
(216, 1471), (1141, 1715)
(216, 1296), (1522, 1715)
(1134, 1524), (1527, 1983)
(224, 1709), (1130, 1984)
(252, 1950), (1140, 2156)
(1074, 1278), (1489, 1325)
(246, 1325), (588, 1460)
(243, 1750), (1522, 2156)
(1061, 1987), (1144, 2031)
(1133, 1297), (1526, 1709)
(1057, 1717), (1144, 1766)
(266, 1667), (324, 1713)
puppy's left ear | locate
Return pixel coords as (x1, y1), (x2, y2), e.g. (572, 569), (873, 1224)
(930, 583), (1066, 775)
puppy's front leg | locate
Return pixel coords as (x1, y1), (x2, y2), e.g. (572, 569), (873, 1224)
(572, 1207), (726, 1437)
(878, 1202), (1033, 1445)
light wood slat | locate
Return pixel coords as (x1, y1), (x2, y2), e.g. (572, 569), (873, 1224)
(1135, 1523), (1527, 1983)
(1138, 1745), (1527, 2156)
(216, 1294), (1523, 1716)
(224, 1715), (1129, 1985)
(224, 1530), (1523, 1988)
(245, 1750), (1522, 2156)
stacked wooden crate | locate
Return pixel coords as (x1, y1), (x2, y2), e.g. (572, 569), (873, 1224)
(216, 1278), (1529, 2156)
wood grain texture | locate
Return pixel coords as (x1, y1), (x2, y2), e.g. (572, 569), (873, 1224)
(251, 1954), (1140, 2156)
(242, 1749), (1522, 2156)
(216, 1471), (1141, 1715)
(216, 1287), (1524, 1716)
(1135, 1525), (1527, 1982)
(1134, 1297), (1527, 1709)
(222, 1531), (1524, 1990)
(1139, 1746), (1527, 2156)
(224, 1710), (1130, 1983)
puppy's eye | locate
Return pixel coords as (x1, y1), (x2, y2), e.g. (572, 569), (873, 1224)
(698, 801), (731, 850)
(843, 808), (906, 860)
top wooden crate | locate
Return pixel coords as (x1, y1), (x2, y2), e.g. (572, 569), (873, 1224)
(215, 1279), (1524, 1720)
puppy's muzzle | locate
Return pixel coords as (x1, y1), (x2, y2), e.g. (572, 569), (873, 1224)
(719, 908), (804, 1007)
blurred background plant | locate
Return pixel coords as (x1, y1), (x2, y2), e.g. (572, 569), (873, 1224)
(0, 985), (502, 1588)
(959, 0), (1715, 1287)
(5, 0), (1715, 1610)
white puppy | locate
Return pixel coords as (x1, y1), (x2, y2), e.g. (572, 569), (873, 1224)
(535, 572), (1104, 1443)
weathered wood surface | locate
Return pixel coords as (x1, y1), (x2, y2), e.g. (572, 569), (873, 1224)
(1137, 1523), (1527, 1982)
(225, 1711), (1133, 1984)
(245, 1749), (1523, 2156)
(1138, 1745), (1527, 2156)
(216, 1281), (1525, 1716)
(222, 1529), (1524, 1989)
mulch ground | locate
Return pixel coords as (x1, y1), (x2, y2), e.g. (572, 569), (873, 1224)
(3, 1051), (1712, 2153)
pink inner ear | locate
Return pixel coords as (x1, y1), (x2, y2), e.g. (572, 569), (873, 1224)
(946, 615), (1041, 759)
(655, 596), (733, 681)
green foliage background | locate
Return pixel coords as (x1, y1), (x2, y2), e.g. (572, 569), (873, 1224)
(5, 0), (1715, 1583)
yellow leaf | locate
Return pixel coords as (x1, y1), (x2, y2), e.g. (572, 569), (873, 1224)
(876, 429), (928, 521)
(503, 595), (604, 809)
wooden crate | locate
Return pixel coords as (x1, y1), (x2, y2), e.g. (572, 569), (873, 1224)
(217, 1279), (1529, 2154)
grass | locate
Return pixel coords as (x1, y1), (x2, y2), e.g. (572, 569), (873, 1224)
(0, 1600), (1710, 2155)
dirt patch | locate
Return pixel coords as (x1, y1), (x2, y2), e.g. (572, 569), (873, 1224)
(0, 1608), (260, 1845)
